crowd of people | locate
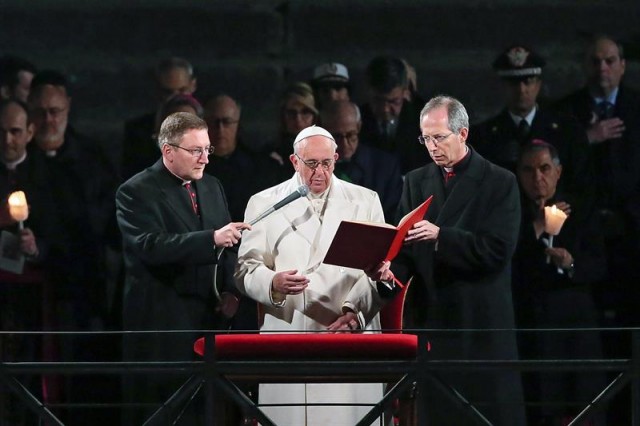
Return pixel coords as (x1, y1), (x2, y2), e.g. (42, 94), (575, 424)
(0, 32), (638, 425)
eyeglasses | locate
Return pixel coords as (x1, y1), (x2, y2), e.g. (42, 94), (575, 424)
(209, 118), (239, 128)
(295, 154), (335, 170)
(418, 133), (454, 146)
(168, 143), (214, 157)
(333, 131), (358, 144)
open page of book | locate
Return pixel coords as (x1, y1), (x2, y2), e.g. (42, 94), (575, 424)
(384, 195), (433, 262)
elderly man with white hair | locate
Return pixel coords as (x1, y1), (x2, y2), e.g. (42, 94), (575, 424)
(235, 125), (392, 425)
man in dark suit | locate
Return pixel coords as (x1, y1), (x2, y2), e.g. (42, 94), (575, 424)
(554, 35), (640, 423)
(320, 100), (403, 222)
(392, 95), (525, 425)
(470, 45), (588, 194)
(116, 112), (250, 424)
(0, 98), (44, 425)
(359, 55), (428, 174)
(513, 140), (605, 425)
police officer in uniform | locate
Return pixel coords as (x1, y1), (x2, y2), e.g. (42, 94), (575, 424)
(470, 45), (588, 194)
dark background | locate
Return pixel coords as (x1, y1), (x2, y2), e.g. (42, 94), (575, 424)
(1, 0), (639, 155)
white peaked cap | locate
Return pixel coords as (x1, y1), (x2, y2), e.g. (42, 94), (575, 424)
(293, 125), (335, 146)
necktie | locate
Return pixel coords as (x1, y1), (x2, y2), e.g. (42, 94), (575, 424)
(183, 182), (199, 215)
(596, 101), (614, 120)
(517, 119), (530, 142)
(444, 170), (455, 184)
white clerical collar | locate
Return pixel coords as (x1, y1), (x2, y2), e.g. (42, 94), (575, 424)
(2, 152), (27, 170)
(509, 105), (537, 127)
(164, 163), (192, 186)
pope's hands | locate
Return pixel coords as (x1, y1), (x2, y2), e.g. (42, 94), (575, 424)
(271, 269), (309, 296)
(327, 311), (360, 333)
(213, 222), (251, 248)
(364, 260), (394, 282)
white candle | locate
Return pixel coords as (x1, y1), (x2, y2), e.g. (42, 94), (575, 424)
(544, 205), (567, 236)
(8, 191), (29, 222)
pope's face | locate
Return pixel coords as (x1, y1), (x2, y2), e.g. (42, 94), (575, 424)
(290, 135), (337, 194)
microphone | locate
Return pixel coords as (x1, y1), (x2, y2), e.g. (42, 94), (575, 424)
(249, 185), (309, 226)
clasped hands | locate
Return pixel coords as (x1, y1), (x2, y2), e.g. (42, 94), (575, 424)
(271, 261), (395, 333)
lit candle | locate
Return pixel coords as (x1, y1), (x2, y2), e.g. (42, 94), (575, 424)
(544, 205), (567, 236)
(8, 191), (29, 228)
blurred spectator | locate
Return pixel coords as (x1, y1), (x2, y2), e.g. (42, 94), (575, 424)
(359, 55), (427, 174)
(400, 58), (425, 105)
(25, 69), (119, 423)
(26, 70), (118, 328)
(310, 62), (351, 108)
(154, 93), (204, 138)
(204, 94), (281, 223)
(554, 35), (640, 319)
(319, 100), (402, 222)
(203, 94), (282, 334)
(122, 57), (197, 180)
(0, 55), (37, 102)
(265, 82), (318, 175)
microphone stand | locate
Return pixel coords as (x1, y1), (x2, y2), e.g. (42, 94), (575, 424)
(212, 185), (309, 300)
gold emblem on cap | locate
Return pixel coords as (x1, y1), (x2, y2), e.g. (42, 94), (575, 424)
(507, 47), (530, 67)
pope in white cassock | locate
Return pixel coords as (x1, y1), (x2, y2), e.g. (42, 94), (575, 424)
(235, 125), (393, 425)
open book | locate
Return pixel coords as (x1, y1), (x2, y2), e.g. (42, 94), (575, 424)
(323, 195), (433, 271)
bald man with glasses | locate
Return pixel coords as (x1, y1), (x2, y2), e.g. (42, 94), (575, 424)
(320, 100), (402, 223)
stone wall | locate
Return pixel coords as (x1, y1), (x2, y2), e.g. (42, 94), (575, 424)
(1, 0), (639, 158)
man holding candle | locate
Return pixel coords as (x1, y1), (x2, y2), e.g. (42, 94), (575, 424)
(392, 95), (525, 425)
(513, 140), (605, 425)
(0, 98), (39, 258)
(0, 97), (43, 425)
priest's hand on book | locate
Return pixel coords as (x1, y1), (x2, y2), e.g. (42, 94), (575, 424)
(404, 219), (439, 244)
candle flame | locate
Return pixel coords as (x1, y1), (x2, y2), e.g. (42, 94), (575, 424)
(8, 191), (29, 222)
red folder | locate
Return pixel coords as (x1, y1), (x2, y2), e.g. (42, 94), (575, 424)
(323, 195), (433, 273)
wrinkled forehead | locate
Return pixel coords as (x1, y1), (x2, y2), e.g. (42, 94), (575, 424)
(588, 38), (622, 60)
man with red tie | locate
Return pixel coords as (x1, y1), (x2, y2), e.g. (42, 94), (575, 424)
(394, 95), (525, 425)
(116, 112), (250, 425)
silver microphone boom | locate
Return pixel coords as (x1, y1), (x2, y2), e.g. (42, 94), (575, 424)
(249, 185), (309, 226)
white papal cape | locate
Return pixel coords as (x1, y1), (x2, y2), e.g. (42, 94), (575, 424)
(235, 175), (386, 425)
